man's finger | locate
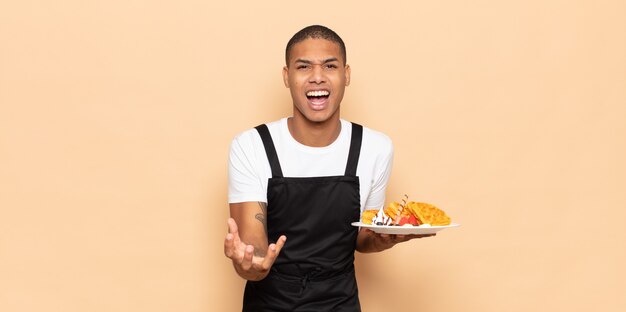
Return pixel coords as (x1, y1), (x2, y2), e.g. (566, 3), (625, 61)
(224, 233), (236, 258)
(240, 245), (254, 271)
(227, 218), (243, 246)
(414, 233), (436, 238)
(261, 235), (287, 270)
(378, 233), (395, 243)
(227, 218), (239, 234)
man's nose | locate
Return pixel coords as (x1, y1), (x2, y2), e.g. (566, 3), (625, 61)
(309, 65), (325, 84)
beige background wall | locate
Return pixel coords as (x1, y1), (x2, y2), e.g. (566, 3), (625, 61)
(1, 1), (625, 311)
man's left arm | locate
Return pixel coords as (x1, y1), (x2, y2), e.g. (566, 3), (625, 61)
(355, 134), (434, 253)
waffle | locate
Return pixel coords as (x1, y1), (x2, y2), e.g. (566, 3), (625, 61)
(405, 202), (451, 226)
(360, 209), (379, 225)
(383, 202), (404, 220)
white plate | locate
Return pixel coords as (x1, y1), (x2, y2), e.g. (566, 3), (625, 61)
(351, 222), (460, 235)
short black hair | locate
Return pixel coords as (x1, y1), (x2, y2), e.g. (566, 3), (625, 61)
(285, 25), (347, 66)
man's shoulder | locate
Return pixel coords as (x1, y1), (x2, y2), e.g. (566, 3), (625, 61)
(354, 122), (393, 152)
(231, 127), (259, 148)
(363, 126), (392, 144)
(231, 118), (285, 143)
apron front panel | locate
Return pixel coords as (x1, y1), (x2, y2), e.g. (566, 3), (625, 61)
(267, 175), (360, 271)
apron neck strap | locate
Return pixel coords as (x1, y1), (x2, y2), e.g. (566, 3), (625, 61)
(344, 123), (363, 177)
(255, 122), (363, 178)
(255, 124), (284, 178)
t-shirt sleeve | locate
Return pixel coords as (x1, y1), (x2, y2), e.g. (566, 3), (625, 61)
(228, 132), (268, 204)
(364, 138), (394, 209)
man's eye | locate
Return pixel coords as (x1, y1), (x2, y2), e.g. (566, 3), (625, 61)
(325, 64), (338, 69)
(297, 65), (310, 70)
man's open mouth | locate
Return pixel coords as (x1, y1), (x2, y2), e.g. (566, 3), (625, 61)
(306, 90), (330, 106)
(307, 90), (330, 100)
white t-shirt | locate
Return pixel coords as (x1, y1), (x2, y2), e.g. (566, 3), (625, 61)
(228, 118), (394, 211)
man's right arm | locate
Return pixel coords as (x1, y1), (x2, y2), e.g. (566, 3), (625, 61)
(230, 202), (269, 256)
(225, 131), (285, 280)
(224, 202), (286, 281)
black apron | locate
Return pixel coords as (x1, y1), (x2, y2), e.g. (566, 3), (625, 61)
(242, 122), (363, 312)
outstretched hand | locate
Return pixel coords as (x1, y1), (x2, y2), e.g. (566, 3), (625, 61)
(223, 218), (286, 281)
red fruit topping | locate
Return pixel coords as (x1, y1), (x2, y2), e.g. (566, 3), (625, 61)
(408, 215), (419, 226)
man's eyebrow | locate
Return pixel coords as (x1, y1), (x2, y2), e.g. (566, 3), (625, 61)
(294, 57), (339, 64)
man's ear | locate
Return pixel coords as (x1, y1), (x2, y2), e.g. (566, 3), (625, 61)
(282, 66), (290, 88)
(344, 64), (351, 86)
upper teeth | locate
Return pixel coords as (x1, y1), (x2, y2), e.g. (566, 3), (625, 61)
(307, 90), (329, 97)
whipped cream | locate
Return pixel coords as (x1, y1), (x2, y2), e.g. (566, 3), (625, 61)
(372, 208), (392, 225)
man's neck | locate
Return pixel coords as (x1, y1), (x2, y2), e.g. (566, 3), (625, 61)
(287, 116), (342, 147)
